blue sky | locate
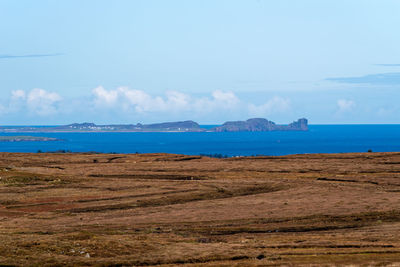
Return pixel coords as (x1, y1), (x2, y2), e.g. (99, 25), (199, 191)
(1, 0), (400, 124)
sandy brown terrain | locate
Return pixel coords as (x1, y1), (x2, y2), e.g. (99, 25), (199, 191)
(1, 152), (400, 266)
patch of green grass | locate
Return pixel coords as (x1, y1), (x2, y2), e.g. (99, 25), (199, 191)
(0, 173), (67, 186)
(1, 175), (52, 185)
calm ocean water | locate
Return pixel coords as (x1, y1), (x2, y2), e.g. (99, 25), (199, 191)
(1, 125), (400, 156)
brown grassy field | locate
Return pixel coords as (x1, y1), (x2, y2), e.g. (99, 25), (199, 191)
(1, 152), (400, 266)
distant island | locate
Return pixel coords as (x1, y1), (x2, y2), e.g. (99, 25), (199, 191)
(0, 118), (308, 133)
(0, 136), (60, 142)
(212, 118), (308, 132)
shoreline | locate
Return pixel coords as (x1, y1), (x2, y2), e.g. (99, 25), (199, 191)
(0, 136), (61, 142)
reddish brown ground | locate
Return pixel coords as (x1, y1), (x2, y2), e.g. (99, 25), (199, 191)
(1, 152), (400, 266)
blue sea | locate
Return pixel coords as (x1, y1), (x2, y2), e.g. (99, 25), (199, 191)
(1, 125), (400, 156)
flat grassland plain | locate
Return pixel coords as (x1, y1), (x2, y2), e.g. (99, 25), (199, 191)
(1, 152), (400, 266)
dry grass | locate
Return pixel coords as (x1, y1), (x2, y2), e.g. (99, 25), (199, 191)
(0, 152), (400, 266)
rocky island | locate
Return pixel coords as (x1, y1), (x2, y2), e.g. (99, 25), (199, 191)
(0, 118), (308, 132)
(211, 118), (308, 132)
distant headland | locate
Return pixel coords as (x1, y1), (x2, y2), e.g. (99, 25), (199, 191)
(0, 118), (308, 133)
(212, 118), (308, 132)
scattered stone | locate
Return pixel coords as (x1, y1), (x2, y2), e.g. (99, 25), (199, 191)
(197, 238), (212, 243)
(256, 254), (265, 260)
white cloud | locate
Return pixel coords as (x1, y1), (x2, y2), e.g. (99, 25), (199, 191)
(93, 86), (170, 112)
(337, 99), (355, 113)
(0, 104), (5, 115)
(10, 88), (62, 116)
(121, 87), (166, 112)
(211, 90), (240, 107)
(248, 96), (291, 116)
(377, 107), (394, 117)
(11, 89), (26, 99)
(92, 86), (118, 107)
(91, 86), (240, 114)
(165, 91), (191, 111)
(2, 86), (295, 123)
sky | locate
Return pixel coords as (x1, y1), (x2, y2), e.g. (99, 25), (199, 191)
(1, 0), (400, 125)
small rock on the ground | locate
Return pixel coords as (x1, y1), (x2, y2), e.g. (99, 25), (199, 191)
(256, 254), (265, 260)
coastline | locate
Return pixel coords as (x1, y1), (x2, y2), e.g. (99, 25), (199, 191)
(0, 124), (400, 156)
(0, 136), (61, 142)
(0, 118), (308, 133)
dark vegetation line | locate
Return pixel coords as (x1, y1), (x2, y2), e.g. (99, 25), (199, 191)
(64, 184), (281, 213)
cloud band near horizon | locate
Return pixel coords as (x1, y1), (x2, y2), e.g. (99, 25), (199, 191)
(2, 87), (292, 120)
(326, 72), (400, 85)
